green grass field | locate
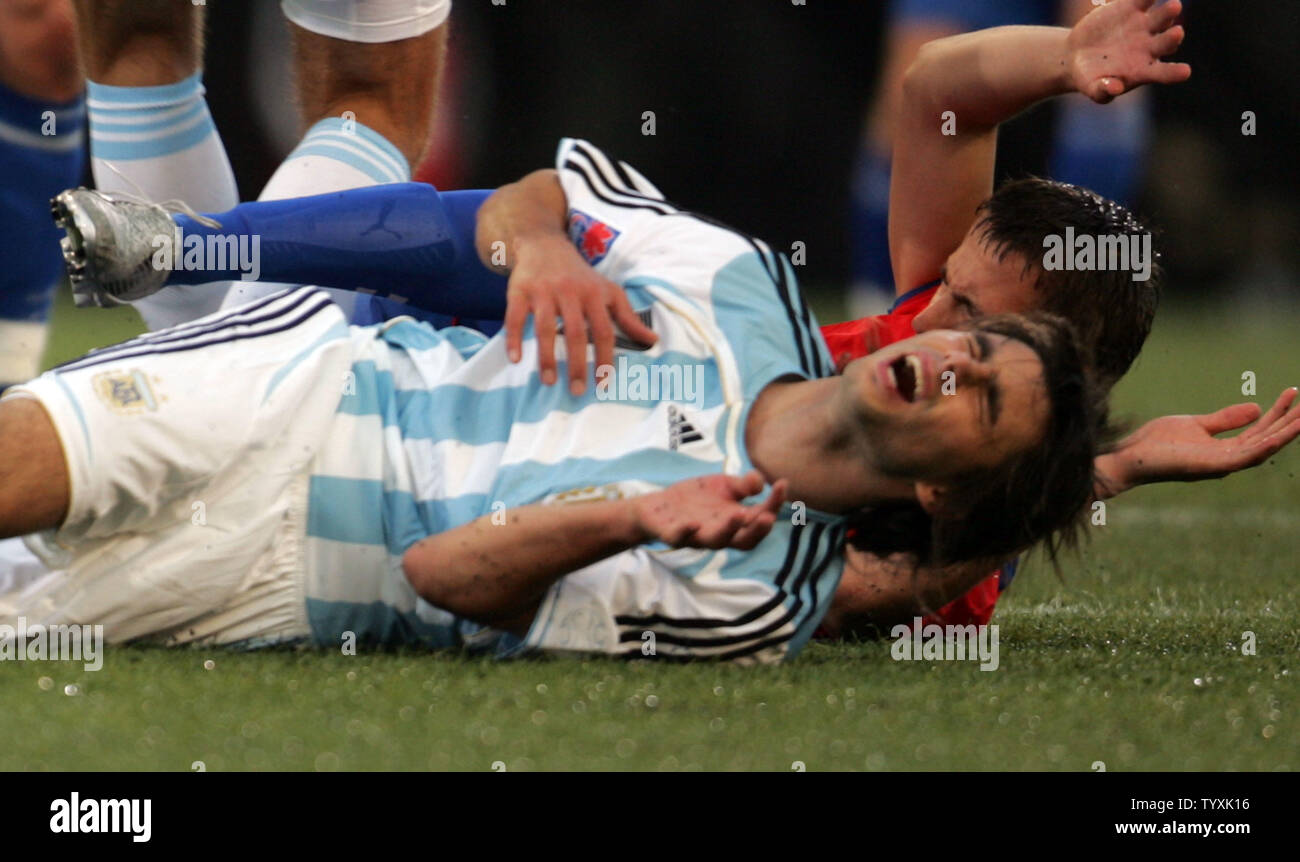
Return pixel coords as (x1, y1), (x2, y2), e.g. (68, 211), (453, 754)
(4, 288), (1297, 771)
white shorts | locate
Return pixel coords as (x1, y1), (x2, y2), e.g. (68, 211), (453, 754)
(281, 0), (451, 43)
(3, 288), (354, 646)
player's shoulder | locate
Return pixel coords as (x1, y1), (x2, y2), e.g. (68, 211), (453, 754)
(554, 137), (753, 257)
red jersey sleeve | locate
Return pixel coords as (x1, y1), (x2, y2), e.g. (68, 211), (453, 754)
(819, 283), (938, 370)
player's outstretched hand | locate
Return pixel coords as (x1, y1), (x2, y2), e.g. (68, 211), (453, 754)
(1099, 387), (1300, 495)
(1066, 0), (1192, 104)
(634, 471), (788, 551)
(503, 234), (658, 396)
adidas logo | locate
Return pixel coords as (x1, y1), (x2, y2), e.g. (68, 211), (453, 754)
(668, 405), (703, 450)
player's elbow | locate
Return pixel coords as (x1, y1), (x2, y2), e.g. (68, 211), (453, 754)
(899, 40), (947, 106)
(401, 542), (443, 605)
(401, 542), (486, 619)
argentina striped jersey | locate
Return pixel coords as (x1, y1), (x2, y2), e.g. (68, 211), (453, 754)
(302, 139), (844, 662)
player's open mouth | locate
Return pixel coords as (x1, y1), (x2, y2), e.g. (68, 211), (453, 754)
(886, 353), (925, 402)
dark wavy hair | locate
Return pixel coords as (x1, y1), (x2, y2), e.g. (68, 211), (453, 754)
(974, 177), (1162, 390)
(844, 312), (1111, 568)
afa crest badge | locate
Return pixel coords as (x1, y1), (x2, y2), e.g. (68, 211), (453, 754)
(92, 369), (160, 415)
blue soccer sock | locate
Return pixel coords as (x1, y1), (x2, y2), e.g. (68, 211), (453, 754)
(0, 81), (86, 386)
(167, 184), (508, 322)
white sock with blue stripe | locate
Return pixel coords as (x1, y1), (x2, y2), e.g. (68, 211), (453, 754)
(258, 116), (411, 201)
(86, 73), (239, 330)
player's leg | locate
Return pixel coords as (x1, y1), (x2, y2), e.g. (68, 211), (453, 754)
(74, 0), (239, 329)
(0, 396), (69, 539)
(1046, 0), (1152, 205)
(0, 287), (356, 642)
(226, 0), (453, 324)
(55, 183), (506, 320)
(283, 0), (449, 171)
(0, 0), (85, 389)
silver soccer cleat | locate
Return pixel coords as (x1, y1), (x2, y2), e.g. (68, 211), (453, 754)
(50, 188), (181, 308)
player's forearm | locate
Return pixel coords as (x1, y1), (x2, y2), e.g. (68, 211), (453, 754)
(825, 551), (1008, 637)
(475, 169), (570, 274)
(901, 26), (1073, 133)
(888, 27), (1076, 291)
(402, 498), (648, 627)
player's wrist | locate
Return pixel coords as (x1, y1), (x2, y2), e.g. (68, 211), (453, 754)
(1054, 28), (1082, 94)
(626, 494), (668, 546)
(511, 230), (576, 270)
(1094, 450), (1137, 498)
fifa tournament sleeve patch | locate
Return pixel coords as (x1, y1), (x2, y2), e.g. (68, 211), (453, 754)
(568, 209), (621, 265)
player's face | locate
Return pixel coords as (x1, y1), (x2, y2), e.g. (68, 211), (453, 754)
(911, 227), (1040, 333)
(842, 326), (1049, 481)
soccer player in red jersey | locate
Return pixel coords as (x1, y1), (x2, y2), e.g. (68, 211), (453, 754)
(811, 0), (1300, 637)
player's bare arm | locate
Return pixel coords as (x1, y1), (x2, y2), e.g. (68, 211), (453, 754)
(889, 0), (1190, 296)
(475, 168), (657, 395)
(403, 472), (785, 636)
(820, 550), (1008, 639)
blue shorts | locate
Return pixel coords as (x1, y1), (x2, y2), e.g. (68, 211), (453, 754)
(891, 0), (1058, 30)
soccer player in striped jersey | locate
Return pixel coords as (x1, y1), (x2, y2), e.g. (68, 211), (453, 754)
(0, 139), (1107, 663)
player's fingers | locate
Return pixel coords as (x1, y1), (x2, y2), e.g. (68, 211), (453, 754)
(728, 470), (767, 501)
(1240, 388), (1298, 439)
(1133, 0), (1158, 13)
(1089, 77), (1124, 103)
(761, 478), (789, 516)
(609, 288), (658, 347)
(1259, 412), (1300, 453)
(1262, 402), (1300, 440)
(730, 513), (777, 551)
(533, 299), (559, 385)
(1151, 25), (1185, 58)
(1232, 414), (1300, 469)
(719, 508), (749, 537)
(1199, 402), (1262, 436)
(1148, 0), (1181, 32)
(714, 509), (757, 548)
(672, 524), (702, 548)
(504, 290), (529, 364)
(1152, 61), (1192, 85)
(584, 296), (618, 383)
(558, 297), (589, 396)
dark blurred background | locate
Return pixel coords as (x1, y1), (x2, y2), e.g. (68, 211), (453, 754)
(202, 0), (1297, 302)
